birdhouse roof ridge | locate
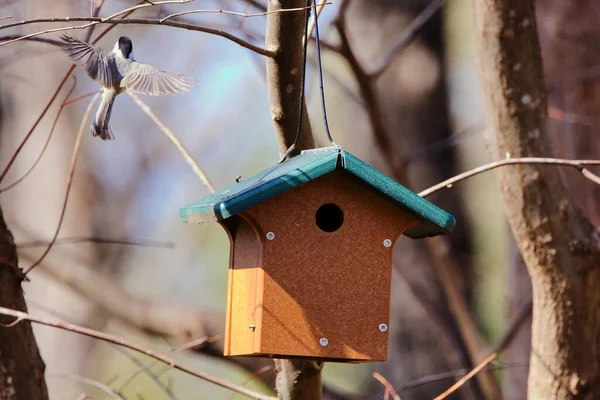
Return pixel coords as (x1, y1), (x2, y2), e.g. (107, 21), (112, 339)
(180, 147), (455, 238)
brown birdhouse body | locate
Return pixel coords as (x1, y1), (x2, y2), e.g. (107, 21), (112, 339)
(181, 148), (455, 362)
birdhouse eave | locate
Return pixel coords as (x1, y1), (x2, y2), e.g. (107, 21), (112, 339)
(180, 148), (455, 237)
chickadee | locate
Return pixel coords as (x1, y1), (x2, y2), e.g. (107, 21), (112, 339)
(60, 35), (193, 140)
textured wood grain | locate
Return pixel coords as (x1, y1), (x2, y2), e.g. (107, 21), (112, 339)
(221, 170), (421, 362)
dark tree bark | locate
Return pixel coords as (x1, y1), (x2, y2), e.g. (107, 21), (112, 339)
(475, 1), (600, 398)
(0, 207), (48, 400)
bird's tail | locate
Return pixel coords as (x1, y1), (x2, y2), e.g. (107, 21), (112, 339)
(91, 91), (117, 140)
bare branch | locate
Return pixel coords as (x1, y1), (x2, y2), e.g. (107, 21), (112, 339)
(0, 78), (76, 193)
(372, 372), (401, 400)
(127, 92), (216, 193)
(369, 0), (444, 79)
(0, 306), (277, 400)
(47, 373), (125, 400)
(160, 3), (330, 22)
(433, 300), (532, 400)
(17, 236), (174, 249)
(306, 0), (328, 39)
(0, 67), (74, 185)
(230, 366), (273, 400)
(22, 93), (100, 276)
(0, 17), (274, 56)
(335, 8), (405, 181)
(419, 157), (600, 198)
(84, 0), (107, 42)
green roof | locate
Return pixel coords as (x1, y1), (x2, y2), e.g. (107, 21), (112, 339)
(180, 147), (455, 238)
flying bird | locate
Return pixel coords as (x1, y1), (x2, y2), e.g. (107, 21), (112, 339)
(60, 35), (193, 140)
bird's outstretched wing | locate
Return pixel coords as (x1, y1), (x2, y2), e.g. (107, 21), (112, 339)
(120, 61), (193, 96)
(60, 35), (119, 88)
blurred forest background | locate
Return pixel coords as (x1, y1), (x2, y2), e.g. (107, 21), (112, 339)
(1, 0), (598, 399)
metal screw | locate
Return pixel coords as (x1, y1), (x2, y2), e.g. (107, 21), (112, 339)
(266, 232), (275, 240)
(319, 337), (329, 347)
(383, 239), (392, 248)
(249, 324), (256, 330)
(378, 323), (388, 332)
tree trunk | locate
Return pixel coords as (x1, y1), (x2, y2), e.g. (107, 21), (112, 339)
(265, 1), (321, 399)
(0, 207), (48, 400)
(474, 1), (600, 398)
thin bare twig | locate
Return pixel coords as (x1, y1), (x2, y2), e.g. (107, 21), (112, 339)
(396, 362), (529, 393)
(419, 157), (600, 198)
(0, 17), (273, 56)
(229, 366), (273, 400)
(306, 0), (328, 39)
(0, 0), (282, 57)
(111, 346), (178, 400)
(117, 336), (211, 393)
(23, 93), (100, 276)
(369, 0), (445, 79)
(0, 78), (77, 193)
(127, 91), (216, 193)
(373, 372), (401, 400)
(433, 300), (533, 400)
(0, 306), (276, 400)
(0, 67), (74, 185)
(48, 373), (125, 400)
(17, 236), (174, 249)
(84, 0), (107, 42)
(0, 16), (11, 22)
(160, 3), (330, 22)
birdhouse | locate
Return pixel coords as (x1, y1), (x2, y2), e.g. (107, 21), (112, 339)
(180, 148), (455, 362)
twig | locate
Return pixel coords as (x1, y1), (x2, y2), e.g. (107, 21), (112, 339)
(373, 372), (401, 400)
(111, 346), (178, 400)
(0, 16), (11, 22)
(335, 6), (404, 180)
(0, 306), (276, 400)
(306, 0), (328, 39)
(23, 93), (100, 276)
(84, 0), (107, 42)
(433, 300), (533, 400)
(47, 373), (125, 400)
(160, 3), (330, 22)
(0, 15), (274, 56)
(0, 67), (74, 185)
(396, 363), (528, 392)
(126, 92), (215, 192)
(369, 0), (445, 79)
(419, 157), (600, 198)
(17, 236), (174, 249)
(0, 78), (77, 193)
(229, 366), (273, 400)
(117, 336), (211, 393)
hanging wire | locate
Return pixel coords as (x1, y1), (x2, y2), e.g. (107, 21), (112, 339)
(312, 0), (337, 145)
(279, 0), (312, 163)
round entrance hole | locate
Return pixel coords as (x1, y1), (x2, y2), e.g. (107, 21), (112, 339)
(315, 203), (344, 232)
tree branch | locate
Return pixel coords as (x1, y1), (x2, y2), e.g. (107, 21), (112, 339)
(419, 157), (600, 198)
(127, 92), (216, 193)
(369, 0), (444, 79)
(433, 300), (532, 400)
(0, 306), (276, 400)
(22, 93), (99, 276)
(0, 17), (274, 56)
